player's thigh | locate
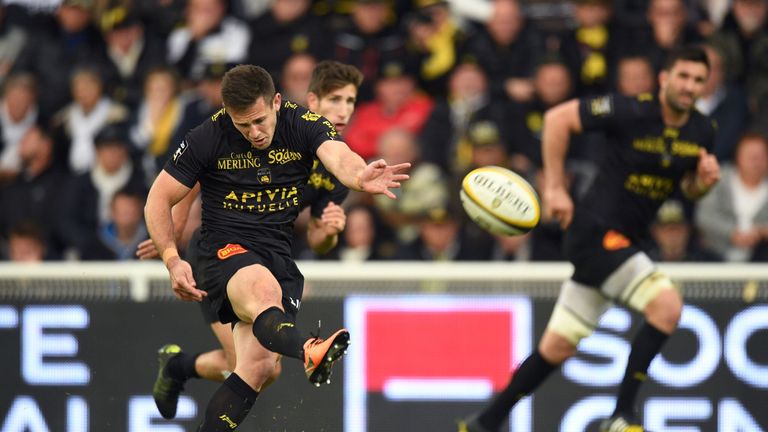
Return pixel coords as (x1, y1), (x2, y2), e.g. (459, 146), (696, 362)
(210, 321), (236, 371)
(599, 252), (677, 312)
(546, 279), (611, 346)
(231, 321), (279, 390)
(227, 263), (283, 323)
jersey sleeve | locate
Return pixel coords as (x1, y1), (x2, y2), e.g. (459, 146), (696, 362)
(297, 107), (342, 154)
(306, 162), (349, 218)
(579, 93), (646, 132)
(162, 122), (215, 188)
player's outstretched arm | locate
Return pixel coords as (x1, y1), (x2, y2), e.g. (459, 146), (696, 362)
(541, 99), (582, 230)
(316, 140), (410, 199)
(307, 202), (346, 255)
(145, 170), (206, 302)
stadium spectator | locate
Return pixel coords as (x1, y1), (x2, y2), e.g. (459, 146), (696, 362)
(344, 58), (433, 161)
(632, 0), (703, 71)
(559, 0), (625, 96)
(134, 0), (185, 39)
(12, 0), (110, 120)
(51, 65), (130, 175)
(279, 53), (317, 107)
(99, 5), (168, 110)
(80, 187), (148, 260)
(0, 4), (27, 88)
(695, 132), (768, 261)
(247, 0), (330, 86)
(711, 0), (768, 111)
(420, 60), (510, 177)
(336, 203), (395, 261)
(178, 62), (230, 135)
(650, 199), (718, 261)
(460, 0), (543, 102)
(166, 0), (250, 83)
(0, 73), (39, 182)
(0, 124), (71, 258)
(129, 66), (192, 177)
(333, 0), (407, 101)
(6, 222), (47, 262)
(695, 43), (749, 162)
(615, 55), (656, 96)
(404, 0), (463, 96)
(64, 123), (147, 257)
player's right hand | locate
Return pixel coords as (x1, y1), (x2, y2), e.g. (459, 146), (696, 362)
(166, 257), (206, 302)
(543, 186), (574, 230)
(136, 239), (160, 259)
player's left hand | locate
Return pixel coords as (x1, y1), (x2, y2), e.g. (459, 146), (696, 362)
(359, 159), (411, 199)
(696, 148), (720, 189)
(320, 202), (346, 236)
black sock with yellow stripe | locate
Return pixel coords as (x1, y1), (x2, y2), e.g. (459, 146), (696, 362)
(613, 322), (669, 417)
(252, 306), (304, 360)
(198, 373), (257, 431)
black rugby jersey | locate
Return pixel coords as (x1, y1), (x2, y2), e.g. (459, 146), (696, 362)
(164, 100), (339, 254)
(577, 93), (715, 241)
(302, 159), (349, 218)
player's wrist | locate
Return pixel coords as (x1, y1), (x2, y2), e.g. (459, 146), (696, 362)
(162, 248), (180, 267)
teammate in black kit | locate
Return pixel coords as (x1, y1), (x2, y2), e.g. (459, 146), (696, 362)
(139, 61), (364, 421)
(144, 64), (407, 431)
(460, 46), (720, 432)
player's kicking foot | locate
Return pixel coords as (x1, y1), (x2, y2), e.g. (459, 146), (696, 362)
(599, 414), (646, 432)
(152, 344), (186, 419)
(303, 328), (350, 386)
(457, 415), (496, 432)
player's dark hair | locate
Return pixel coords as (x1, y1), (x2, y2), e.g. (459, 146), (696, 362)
(221, 65), (276, 112)
(308, 61), (364, 99)
(662, 46), (709, 71)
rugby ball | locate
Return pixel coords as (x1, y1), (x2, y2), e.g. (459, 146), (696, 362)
(460, 166), (541, 236)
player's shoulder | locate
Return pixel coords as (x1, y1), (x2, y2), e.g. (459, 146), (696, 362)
(582, 92), (657, 119)
(689, 108), (718, 133)
(190, 108), (228, 139)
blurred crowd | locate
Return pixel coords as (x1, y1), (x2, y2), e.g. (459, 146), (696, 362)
(1, 0), (767, 263)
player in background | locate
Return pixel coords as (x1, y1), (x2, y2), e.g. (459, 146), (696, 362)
(137, 61), (364, 420)
(144, 64), (404, 431)
(460, 46), (720, 432)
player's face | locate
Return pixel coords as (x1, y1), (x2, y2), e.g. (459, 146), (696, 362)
(229, 93), (282, 150)
(660, 60), (708, 113)
(308, 84), (357, 135)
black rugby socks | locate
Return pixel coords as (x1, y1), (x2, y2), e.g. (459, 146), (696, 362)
(166, 352), (201, 381)
(198, 373), (258, 431)
(252, 307), (305, 360)
(477, 350), (556, 430)
(613, 322), (669, 417)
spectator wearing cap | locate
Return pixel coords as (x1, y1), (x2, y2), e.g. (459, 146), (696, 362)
(559, 0), (630, 96)
(247, 0), (330, 87)
(181, 62), (231, 132)
(99, 5), (168, 110)
(695, 132), (768, 262)
(343, 58), (433, 161)
(459, 0), (544, 103)
(12, 0), (110, 120)
(51, 65), (129, 175)
(166, 0), (250, 83)
(333, 0), (408, 101)
(63, 122), (147, 257)
(0, 73), (39, 182)
(464, 120), (509, 171)
(393, 199), (495, 261)
(420, 60), (511, 177)
(649, 199), (718, 262)
(0, 124), (72, 259)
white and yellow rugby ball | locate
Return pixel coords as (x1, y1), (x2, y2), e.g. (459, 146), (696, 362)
(460, 166), (541, 236)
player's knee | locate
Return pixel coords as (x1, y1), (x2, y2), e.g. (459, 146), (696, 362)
(546, 280), (609, 355)
(645, 287), (682, 333)
(538, 329), (577, 365)
(236, 356), (278, 390)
